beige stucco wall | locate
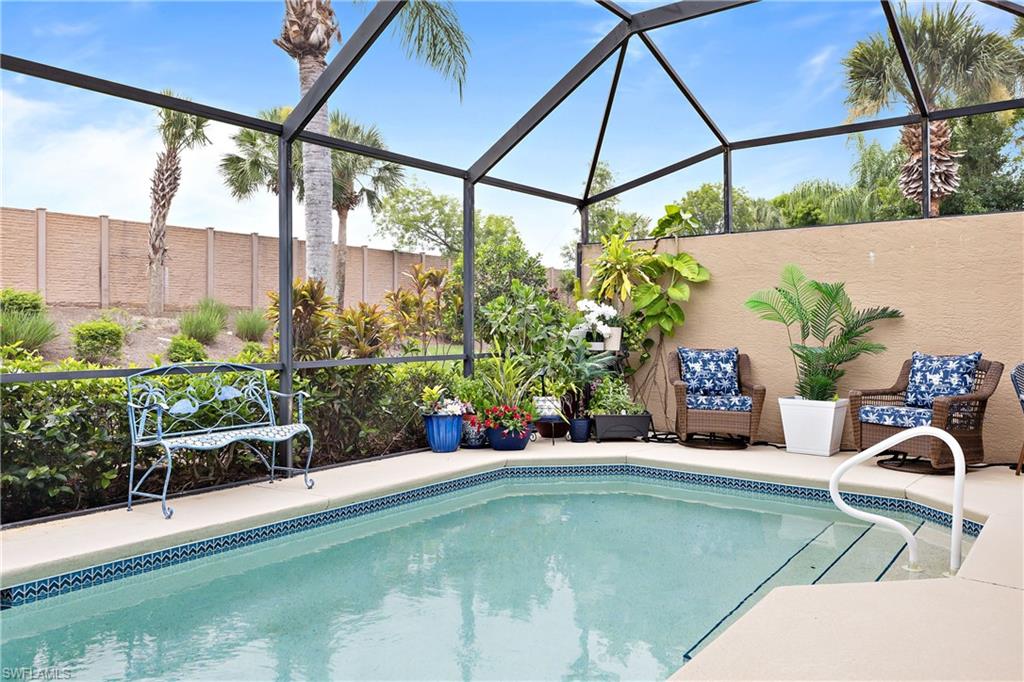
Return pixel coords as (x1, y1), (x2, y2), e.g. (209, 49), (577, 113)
(583, 212), (1024, 462)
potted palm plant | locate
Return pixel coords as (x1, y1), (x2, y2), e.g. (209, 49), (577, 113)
(745, 265), (902, 456)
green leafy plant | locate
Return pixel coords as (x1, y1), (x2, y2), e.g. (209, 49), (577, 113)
(335, 303), (395, 359)
(548, 337), (617, 419)
(480, 279), (568, 357)
(167, 333), (207, 362)
(268, 278), (336, 361)
(70, 319), (125, 363)
(745, 264), (903, 400)
(589, 376), (647, 416)
(0, 288), (45, 315)
(477, 346), (542, 411)
(234, 309), (271, 342)
(233, 341), (273, 364)
(450, 373), (488, 415)
(0, 310), (58, 351)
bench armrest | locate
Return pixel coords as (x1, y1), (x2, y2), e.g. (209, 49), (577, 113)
(269, 390), (310, 423)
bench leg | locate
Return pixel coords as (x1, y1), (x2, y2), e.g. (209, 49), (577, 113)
(269, 442), (277, 483)
(302, 431), (315, 490)
(158, 445), (174, 519)
(127, 445), (137, 512)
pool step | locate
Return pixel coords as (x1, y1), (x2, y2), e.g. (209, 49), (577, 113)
(684, 521), (868, 660)
(878, 522), (974, 581)
(814, 522), (921, 585)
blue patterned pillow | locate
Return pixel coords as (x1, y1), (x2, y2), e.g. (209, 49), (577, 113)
(904, 351), (981, 408)
(677, 347), (739, 396)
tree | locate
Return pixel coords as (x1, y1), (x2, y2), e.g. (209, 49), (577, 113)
(147, 93), (210, 315)
(561, 162), (650, 266)
(675, 183), (783, 233)
(842, 1), (1023, 214)
(220, 108), (404, 302)
(374, 183), (462, 257)
(274, 0), (469, 289)
(941, 110), (1024, 215)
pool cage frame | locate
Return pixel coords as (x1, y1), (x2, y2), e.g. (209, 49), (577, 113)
(2, 0), (1023, 468)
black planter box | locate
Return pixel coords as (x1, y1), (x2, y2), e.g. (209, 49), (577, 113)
(591, 413), (652, 442)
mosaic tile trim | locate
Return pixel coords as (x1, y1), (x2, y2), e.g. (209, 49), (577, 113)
(1, 463), (982, 609)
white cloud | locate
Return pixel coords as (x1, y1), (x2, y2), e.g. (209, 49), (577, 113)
(802, 45), (837, 87)
(31, 21), (97, 38)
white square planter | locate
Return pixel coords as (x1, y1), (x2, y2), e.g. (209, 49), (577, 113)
(778, 396), (849, 456)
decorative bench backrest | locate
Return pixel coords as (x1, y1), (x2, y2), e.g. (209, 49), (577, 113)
(126, 362), (275, 444)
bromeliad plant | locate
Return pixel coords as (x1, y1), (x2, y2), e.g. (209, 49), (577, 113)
(745, 264), (903, 400)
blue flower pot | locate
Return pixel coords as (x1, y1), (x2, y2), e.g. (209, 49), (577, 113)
(485, 427), (530, 451)
(424, 414), (462, 453)
(569, 418), (592, 443)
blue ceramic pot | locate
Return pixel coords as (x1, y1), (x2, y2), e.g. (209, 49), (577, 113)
(568, 418), (592, 443)
(485, 427), (530, 451)
(424, 414), (462, 453)
(462, 419), (490, 449)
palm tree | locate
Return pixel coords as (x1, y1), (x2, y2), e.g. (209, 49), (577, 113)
(273, 0), (469, 292)
(148, 93), (210, 315)
(843, 1), (1023, 214)
(220, 108), (403, 302)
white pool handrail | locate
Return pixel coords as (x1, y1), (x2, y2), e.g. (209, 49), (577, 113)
(828, 425), (965, 574)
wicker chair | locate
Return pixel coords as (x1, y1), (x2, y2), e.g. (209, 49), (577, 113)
(667, 349), (765, 443)
(850, 356), (1004, 470)
(1011, 363), (1024, 476)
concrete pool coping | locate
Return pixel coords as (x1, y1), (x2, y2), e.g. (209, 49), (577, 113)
(2, 441), (1021, 680)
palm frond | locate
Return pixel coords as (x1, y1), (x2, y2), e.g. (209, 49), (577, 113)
(394, 0), (470, 97)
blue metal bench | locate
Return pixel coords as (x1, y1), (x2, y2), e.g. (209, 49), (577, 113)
(126, 362), (314, 519)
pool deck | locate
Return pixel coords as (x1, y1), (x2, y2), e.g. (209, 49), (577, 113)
(2, 441), (1021, 680)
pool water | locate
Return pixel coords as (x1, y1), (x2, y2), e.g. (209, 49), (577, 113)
(1, 477), (968, 680)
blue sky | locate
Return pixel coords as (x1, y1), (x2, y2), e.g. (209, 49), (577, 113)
(1, 1), (1018, 265)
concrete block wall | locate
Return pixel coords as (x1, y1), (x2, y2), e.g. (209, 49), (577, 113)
(0, 207), (447, 311)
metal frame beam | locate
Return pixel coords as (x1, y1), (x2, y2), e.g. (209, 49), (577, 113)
(595, 0), (632, 22)
(881, 0), (929, 117)
(630, 0), (757, 32)
(277, 137), (295, 469)
(282, 0), (407, 140)
(977, 0), (1024, 18)
(730, 114), (919, 150)
(476, 176), (581, 206)
(585, 145), (724, 205)
(723, 149), (733, 233)
(468, 21), (631, 182)
(462, 179), (476, 377)
(638, 33), (728, 147)
(584, 42), (628, 200)
(0, 54), (282, 135)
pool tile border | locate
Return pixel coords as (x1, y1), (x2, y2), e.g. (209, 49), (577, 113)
(0, 464), (982, 609)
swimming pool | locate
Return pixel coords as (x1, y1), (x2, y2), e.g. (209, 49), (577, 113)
(1, 470), (974, 680)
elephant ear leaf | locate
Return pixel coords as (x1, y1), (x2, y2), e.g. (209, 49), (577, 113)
(667, 282), (690, 301)
(632, 283), (662, 309)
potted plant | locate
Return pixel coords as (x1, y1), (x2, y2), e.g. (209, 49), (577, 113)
(746, 265), (902, 456)
(482, 405), (532, 451)
(419, 385), (465, 453)
(451, 374), (489, 448)
(570, 299), (622, 352)
(556, 339), (617, 442)
(589, 376), (652, 442)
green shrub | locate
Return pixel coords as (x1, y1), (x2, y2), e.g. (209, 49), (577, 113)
(589, 376), (646, 415)
(179, 308), (222, 344)
(0, 288), (45, 315)
(71, 319), (125, 363)
(167, 334), (207, 362)
(234, 309), (270, 342)
(196, 297), (230, 329)
(0, 310), (58, 351)
(234, 341), (273, 364)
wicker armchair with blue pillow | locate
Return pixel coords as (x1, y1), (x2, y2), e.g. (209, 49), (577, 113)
(850, 351), (1004, 471)
(667, 347), (765, 446)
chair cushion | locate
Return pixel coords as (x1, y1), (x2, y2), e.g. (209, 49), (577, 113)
(677, 347), (740, 395)
(904, 351), (981, 408)
(859, 405), (932, 428)
(161, 423), (307, 450)
(686, 394), (752, 412)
